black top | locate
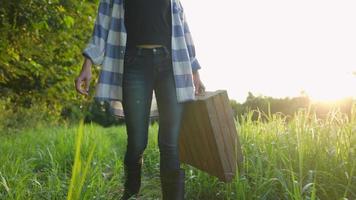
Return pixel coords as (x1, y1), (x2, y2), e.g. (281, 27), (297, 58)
(124, 0), (172, 51)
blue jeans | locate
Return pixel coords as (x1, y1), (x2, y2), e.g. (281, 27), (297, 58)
(122, 45), (184, 172)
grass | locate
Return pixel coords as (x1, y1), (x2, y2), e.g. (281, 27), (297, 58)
(0, 106), (355, 200)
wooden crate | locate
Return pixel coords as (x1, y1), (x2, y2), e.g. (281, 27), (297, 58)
(178, 90), (243, 182)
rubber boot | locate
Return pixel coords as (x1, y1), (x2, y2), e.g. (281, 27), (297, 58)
(120, 160), (142, 200)
(160, 168), (185, 200)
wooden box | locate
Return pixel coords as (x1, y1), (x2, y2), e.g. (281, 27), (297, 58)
(178, 90), (243, 182)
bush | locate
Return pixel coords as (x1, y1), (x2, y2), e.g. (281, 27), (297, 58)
(0, 98), (62, 133)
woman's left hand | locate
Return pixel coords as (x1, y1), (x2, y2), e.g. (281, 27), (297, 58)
(192, 70), (205, 95)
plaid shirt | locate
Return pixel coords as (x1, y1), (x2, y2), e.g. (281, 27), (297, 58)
(82, 0), (201, 119)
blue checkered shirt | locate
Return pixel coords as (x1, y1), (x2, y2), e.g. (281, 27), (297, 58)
(82, 0), (201, 119)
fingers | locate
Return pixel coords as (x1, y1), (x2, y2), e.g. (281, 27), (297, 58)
(194, 81), (200, 95)
(195, 81), (206, 96)
(75, 76), (88, 96)
(198, 85), (205, 95)
(85, 77), (90, 94)
(199, 83), (206, 93)
(75, 77), (82, 94)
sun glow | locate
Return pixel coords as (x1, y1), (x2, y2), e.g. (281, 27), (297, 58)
(182, 0), (356, 103)
(300, 70), (356, 102)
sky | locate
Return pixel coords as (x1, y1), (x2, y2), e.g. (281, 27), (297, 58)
(180, 0), (356, 103)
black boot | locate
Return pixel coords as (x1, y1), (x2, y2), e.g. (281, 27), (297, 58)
(160, 168), (185, 200)
(120, 161), (142, 200)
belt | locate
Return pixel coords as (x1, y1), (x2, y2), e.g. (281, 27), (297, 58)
(126, 45), (170, 56)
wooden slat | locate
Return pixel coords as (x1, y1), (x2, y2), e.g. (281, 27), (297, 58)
(198, 100), (223, 175)
(206, 96), (231, 180)
(178, 90), (243, 182)
(214, 92), (235, 178)
(219, 91), (244, 167)
(209, 93), (234, 180)
(179, 100), (223, 176)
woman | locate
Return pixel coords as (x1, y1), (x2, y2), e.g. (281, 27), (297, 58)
(75, 0), (205, 199)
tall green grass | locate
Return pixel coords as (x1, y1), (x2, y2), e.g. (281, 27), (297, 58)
(0, 106), (355, 199)
(67, 119), (97, 200)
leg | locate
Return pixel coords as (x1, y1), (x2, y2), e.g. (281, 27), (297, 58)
(154, 57), (184, 172)
(121, 52), (154, 200)
(154, 51), (185, 200)
(122, 54), (154, 168)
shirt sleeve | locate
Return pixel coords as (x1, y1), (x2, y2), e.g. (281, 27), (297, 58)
(82, 0), (112, 66)
(179, 2), (202, 73)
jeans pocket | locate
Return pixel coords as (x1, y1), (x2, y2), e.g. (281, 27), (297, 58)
(157, 54), (173, 72)
(124, 53), (139, 66)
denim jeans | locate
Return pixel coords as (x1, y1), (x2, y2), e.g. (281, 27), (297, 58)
(122, 45), (184, 172)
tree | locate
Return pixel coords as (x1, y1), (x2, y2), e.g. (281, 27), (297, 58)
(0, 0), (99, 116)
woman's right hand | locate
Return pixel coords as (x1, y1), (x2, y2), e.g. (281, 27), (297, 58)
(75, 58), (93, 96)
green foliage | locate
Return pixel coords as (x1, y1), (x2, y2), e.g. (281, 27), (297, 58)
(0, 109), (355, 199)
(231, 92), (355, 122)
(84, 100), (125, 127)
(0, 98), (61, 133)
(0, 0), (129, 128)
(67, 119), (97, 200)
(0, 0), (100, 124)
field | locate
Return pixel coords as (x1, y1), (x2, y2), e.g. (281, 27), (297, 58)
(0, 108), (355, 200)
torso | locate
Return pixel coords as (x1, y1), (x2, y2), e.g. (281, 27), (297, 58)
(124, 0), (172, 50)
